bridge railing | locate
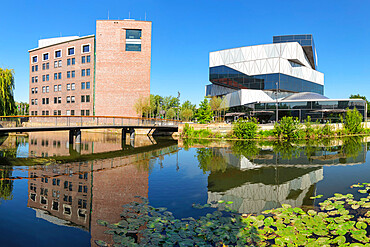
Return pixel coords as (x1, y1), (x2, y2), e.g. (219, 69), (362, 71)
(0, 115), (181, 128)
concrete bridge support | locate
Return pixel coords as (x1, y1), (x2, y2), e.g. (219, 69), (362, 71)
(69, 129), (81, 145)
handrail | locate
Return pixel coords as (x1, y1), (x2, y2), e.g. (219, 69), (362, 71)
(0, 115), (182, 122)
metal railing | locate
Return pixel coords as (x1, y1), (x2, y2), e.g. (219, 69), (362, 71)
(0, 115), (181, 128)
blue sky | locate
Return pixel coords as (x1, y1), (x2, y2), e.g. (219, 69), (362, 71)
(1, 0), (370, 105)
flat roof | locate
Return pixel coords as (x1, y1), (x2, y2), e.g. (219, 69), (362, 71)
(28, 34), (95, 53)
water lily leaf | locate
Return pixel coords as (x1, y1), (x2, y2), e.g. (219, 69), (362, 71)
(352, 204), (360, 209)
(95, 240), (108, 247)
(359, 190), (368, 194)
(333, 236), (346, 245)
(97, 220), (109, 226)
(356, 222), (367, 230)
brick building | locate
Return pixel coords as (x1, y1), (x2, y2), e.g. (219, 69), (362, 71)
(29, 20), (151, 117)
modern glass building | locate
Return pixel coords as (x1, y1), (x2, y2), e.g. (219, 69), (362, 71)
(206, 35), (366, 122)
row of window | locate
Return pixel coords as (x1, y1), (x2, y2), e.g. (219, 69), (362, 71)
(31, 95), (91, 105)
(32, 70), (90, 83)
(32, 82), (90, 94)
(30, 110), (91, 116)
(32, 44), (91, 63)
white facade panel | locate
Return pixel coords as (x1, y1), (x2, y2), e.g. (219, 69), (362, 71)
(209, 42), (324, 86)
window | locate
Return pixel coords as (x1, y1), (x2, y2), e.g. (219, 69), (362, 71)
(35, 65), (38, 71)
(58, 97), (61, 104)
(58, 110), (61, 115)
(31, 99), (34, 105)
(31, 88), (34, 94)
(81, 82), (85, 89)
(68, 47), (75, 56)
(46, 86), (49, 93)
(66, 96), (70, 103)
(46, 63), (49, 69)
(32, 66), (34, 72)
(46, 74), (49, 81)
(55, 50), (61, 58)
(72, 71), (75, 78)
(54, 61), (58, 68)
(126, 44), (141, 51)
(72, 58), (75, 65)
(53, 110), (57, 115)
(81, 110), (85, 116)
(67, 59), (71, 66)
(54, 97), (57, 104)
(58, 72), (61, 79)
(126, 29), (142, 39)
(32, 56), (38, 63)
(67, 71), (71, 78)
(81, 56), (86, 64)
(58, 60), (62, 67)
(54, 73), (57, 80)
(46, 110), (49, 115)
(43, 53), (49, 61)
(86, 55), (90, 63)
(71, 83), (75, 90)
(54, 85), (57, 92)
(42, 75), (45, 82)
(86, 69), (90, 76)
(35, 76), (38, 83)
(42, 63), (45, 70)
(35, 87), (38, 93)
(66, 110), (70, 116)
(86, 82), (90, 89)
(42, 86), (45, 93)
(32, 77), (34, 83)
(58, 85), (61, 91)
(86, 110), (90, 116)
(71, 96), (75, 103)
(81, 69), (85, 77)
(67, 84), (70, 90)
(35, 99), (38, 105)
(86, 95), (90, 102)
(81, 95), (85, 102)
(82, 44), (90, 53)
(71, 110), (75, 115)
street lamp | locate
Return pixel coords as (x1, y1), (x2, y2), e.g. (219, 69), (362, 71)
(275, 82), (279, 122)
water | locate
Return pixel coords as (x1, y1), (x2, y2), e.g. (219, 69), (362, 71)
(0, 132), (369, 246)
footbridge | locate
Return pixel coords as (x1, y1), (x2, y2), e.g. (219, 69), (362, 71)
(0, 115), (180, 145)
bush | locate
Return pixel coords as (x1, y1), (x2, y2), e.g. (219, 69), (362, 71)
(344, 108), (363, 134)
(273, 116), (301, 140)
(233, 118), (258, 139)
(181, 123), (213, 139)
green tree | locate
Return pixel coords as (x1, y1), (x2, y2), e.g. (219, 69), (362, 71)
(166, 108), (176, 119)
(209, 96), (223, 121)
(0, 69), (16, 116)
(344, 108), (363, 134)
(196, 98), (213, 124)
(180, 108), (193, 121)
(350, 94), (370, 116)
(16, 102), (29, 115)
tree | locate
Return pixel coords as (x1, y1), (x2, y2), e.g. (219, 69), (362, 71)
(195, 98), (213, 124)
(180, 108), (193, 121)
(166, 108), (176, 119)
(350, 94), (370, 116)
(0, 69), (16, 116)
(16, 102), (29, 115)
(209, 97), (223, 121)
(134, 96), (150, 117)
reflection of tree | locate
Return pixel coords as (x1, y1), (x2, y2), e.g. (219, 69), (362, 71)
(0, 168), (13, 203)
(196, 148), (227, 174)
(231, 141), (259, 159)
(342, 136), (362, 159)
(273, 141), (301, 160)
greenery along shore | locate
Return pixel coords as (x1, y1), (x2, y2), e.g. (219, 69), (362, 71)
(182, 108), (368, 141)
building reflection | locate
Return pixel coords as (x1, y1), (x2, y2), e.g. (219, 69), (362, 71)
(24, 134), (177, 245)
(204, 139), (367, 214)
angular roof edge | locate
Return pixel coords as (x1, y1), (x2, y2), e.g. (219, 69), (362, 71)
(28, 34), (95, 52)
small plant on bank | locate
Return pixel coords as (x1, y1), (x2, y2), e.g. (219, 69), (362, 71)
(344, 108), (363, 134)
(233, 118), (258, 139)
(273, 116), (301, 140)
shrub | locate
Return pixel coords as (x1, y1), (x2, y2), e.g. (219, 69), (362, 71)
(344, 108), (363, 134)
(273, 116), (301, 140)
(233, 118), (258, 139)
(321, 122), (334, 137)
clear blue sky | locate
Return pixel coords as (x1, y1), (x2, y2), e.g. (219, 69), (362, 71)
(1, 0), (370, 105)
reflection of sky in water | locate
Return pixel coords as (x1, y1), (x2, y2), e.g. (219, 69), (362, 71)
(16, 143), (29, 158)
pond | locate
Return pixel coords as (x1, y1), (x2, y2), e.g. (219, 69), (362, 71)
(0, 132), (369, 246)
